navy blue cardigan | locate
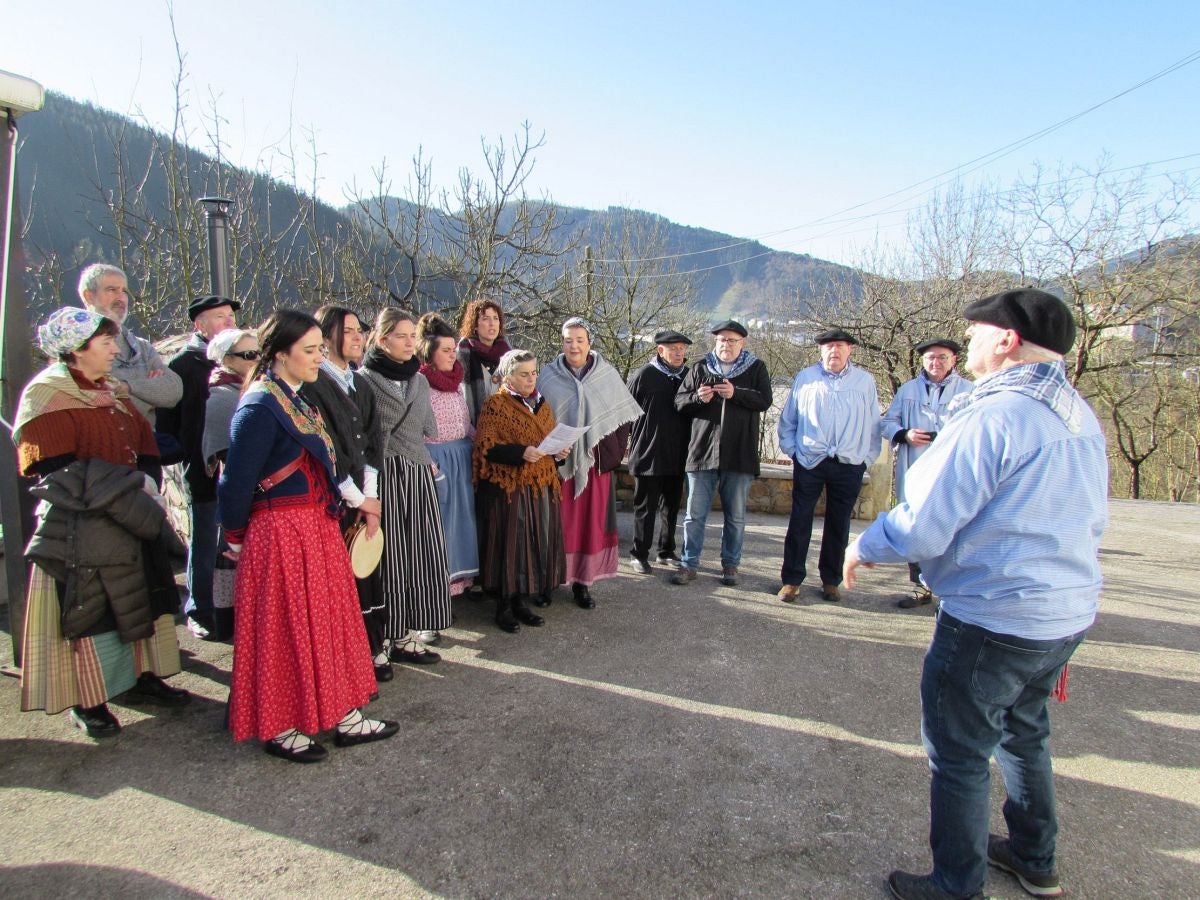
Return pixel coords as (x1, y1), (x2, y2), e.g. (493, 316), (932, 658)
(217, 376), (340, 542)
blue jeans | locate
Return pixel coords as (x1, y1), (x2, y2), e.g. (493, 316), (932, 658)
(680, 470), (752, 570)
(921, 610), (1087, 896)
(183, 499), (219, 618)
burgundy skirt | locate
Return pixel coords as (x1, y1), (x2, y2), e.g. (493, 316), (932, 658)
(228, 500), (377, 742)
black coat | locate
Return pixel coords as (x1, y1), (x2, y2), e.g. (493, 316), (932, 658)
(156, 336), (218, 500)
(626, 362), (690, 477)
(299, 369), (384, 489)
(675, 357), (772, 476)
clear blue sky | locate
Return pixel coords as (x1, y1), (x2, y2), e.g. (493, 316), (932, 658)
(6, 1), (1199, 265)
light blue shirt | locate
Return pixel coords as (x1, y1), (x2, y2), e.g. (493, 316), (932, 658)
(855, 363), (1108, 640)
(880, 370), (974, 501)
(778, 363), (881, 469)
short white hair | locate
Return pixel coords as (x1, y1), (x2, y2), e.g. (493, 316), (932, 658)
(497, 348), (537, 381)
(77, 263), (127, 302)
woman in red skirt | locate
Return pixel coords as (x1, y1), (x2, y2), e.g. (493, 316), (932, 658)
(219, 309), (397, 763)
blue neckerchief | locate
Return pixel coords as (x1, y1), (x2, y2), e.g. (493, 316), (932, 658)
(651, 356), (686, 380)
(967, 361), (1083, 433)
(821, 362), (851, 381)
(703, 349), (757, 381)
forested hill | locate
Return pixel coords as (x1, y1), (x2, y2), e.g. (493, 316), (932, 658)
(14, 92), (859, 320)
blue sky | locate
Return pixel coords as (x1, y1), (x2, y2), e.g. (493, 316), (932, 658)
(5, 1), (1199, 265)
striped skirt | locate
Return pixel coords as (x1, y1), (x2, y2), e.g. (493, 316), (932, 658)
(478, 482), (566, 599)
(20, 566), (182, 715)
(428, 438), (480, 593)
(560, 469), (620, 586)
(380, 455), (452, 636)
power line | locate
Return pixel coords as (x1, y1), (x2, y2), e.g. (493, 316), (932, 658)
(590, 159), (1200, 281)
(588, 49), (1200, 267)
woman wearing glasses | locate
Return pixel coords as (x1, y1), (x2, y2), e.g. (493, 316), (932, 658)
(200, 328), (261, 639)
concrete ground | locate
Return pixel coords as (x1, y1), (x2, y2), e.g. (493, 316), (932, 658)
(0, 499), (1197, 899)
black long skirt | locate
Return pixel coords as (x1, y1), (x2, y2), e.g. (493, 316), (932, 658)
(477, 481), (566, 599)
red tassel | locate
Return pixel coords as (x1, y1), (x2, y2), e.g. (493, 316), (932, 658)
(1051, 664), (1070, 702)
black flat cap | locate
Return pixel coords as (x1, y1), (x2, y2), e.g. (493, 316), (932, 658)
(710, 319), (748, 338)
(915, 338), (962, 356)
(814, 328), (857, 345)
(963, 289), (1075, 355)
(187, 295), (241, 320)
(653, 329), (693, 345)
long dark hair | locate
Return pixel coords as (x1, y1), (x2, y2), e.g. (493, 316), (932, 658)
(458, 296), (505, 339)
(249, 309), (322, 383)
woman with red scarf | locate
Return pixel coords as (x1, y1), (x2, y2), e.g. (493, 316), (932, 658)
(456, 296), (511, 424)
(418, 315), (479, 598)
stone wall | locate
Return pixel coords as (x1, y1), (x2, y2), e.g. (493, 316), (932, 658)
(612, 451), (893, 520)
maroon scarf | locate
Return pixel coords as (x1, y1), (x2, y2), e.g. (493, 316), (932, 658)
(464, 336), (511, 368)
(420, 359), (466, 393)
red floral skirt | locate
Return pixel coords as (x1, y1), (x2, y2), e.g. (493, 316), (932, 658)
(228, 500), (377, 742)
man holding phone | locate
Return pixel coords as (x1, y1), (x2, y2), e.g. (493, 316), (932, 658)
(881, 338), (973, 608)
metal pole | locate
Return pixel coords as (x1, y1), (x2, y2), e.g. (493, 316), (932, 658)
(198, 196), (233, 298)
(0, 110), (35, 672)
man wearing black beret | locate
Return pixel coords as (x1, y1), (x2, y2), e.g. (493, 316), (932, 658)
(776, 327), (881, 603)
(880, 337), (973, 608)
(157, 295), (241, 640)
(625, 329), (694, 574)
(846, 288), (1104, 899)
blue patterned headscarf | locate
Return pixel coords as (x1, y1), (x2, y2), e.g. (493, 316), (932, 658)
(37, 307), (107, 357)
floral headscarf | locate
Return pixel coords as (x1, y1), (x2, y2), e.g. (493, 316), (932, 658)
(37, 307), (107, 357)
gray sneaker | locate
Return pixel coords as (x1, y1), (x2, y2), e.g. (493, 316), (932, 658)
(887, 870), (984, 899)
(720, 565), (738, 586)
(987, 834), (1063, 897)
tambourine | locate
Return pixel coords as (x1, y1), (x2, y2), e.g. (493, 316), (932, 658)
(344, 521), (385, 579)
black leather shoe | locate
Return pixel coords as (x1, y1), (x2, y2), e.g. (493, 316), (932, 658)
(70, 704), (121, 739)
(264, 733), (328, 763)
(334, 718), (400, 747)
(374, 663), (394, 682)
(573, 584), (595, 609)
(390, 644), (441, 665)
(530, 592), (552, 608)
(511, 596), (545, 627)
(122, 673), (192, 707)
(496, 605), (521, 633)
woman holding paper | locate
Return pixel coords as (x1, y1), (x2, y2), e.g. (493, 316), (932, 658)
(537, 318), (642, 609)
(472, 349), (568, 633)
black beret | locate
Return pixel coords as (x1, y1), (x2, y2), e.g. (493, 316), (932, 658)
(710, 319), (748, 338)
(963, 289), (1076, 355)
(915, 338), (962, 356)
(653, 329), (693, 345)
(187, 295), (241, 321)
(814, 328), (857, 345)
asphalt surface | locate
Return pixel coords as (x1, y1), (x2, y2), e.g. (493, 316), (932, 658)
(0, 499), (1197, 898)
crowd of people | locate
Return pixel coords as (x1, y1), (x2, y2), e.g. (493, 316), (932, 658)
(12, 265), (1105, 898)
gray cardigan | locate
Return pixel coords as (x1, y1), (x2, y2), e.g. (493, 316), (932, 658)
(357, 368), (436, 464)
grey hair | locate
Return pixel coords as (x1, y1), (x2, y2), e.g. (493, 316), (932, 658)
(561, 317), (593, 340)
(77, 263), (127, 301)
(497, 348), (537, 382)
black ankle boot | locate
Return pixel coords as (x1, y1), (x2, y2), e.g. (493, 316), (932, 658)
(572, 582), (595, 609)
(495, 597), (520, 633)
(511, 594), (545, 627)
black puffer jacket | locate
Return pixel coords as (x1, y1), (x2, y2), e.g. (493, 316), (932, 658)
(26, 458), (184, 642)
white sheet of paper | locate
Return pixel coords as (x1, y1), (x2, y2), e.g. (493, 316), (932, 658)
(537, 423), (590, 455)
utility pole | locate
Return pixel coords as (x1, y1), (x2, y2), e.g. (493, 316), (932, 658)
(585, 245), (594, 309)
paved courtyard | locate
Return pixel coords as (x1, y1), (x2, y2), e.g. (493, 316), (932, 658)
(1, 499), (1197, 898)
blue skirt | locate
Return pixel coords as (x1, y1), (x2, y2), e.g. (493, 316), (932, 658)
(428, 438), (480, 584)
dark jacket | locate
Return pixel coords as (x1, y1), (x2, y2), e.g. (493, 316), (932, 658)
(26, 458), (184, 642)
(626, 362), (690, 477)
(157, 333), (218, 500)
(675, 357), (772, 476)
(299, 369), (384, 489)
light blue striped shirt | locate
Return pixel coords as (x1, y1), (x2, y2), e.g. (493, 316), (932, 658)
(778, 363), (881, 468)
(854, 363), (1107, 639)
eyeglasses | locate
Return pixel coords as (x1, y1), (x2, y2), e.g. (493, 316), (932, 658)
(226, 349), (262, 361)
(714, 337), (744, 345)
(923, 354), (953, 362)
